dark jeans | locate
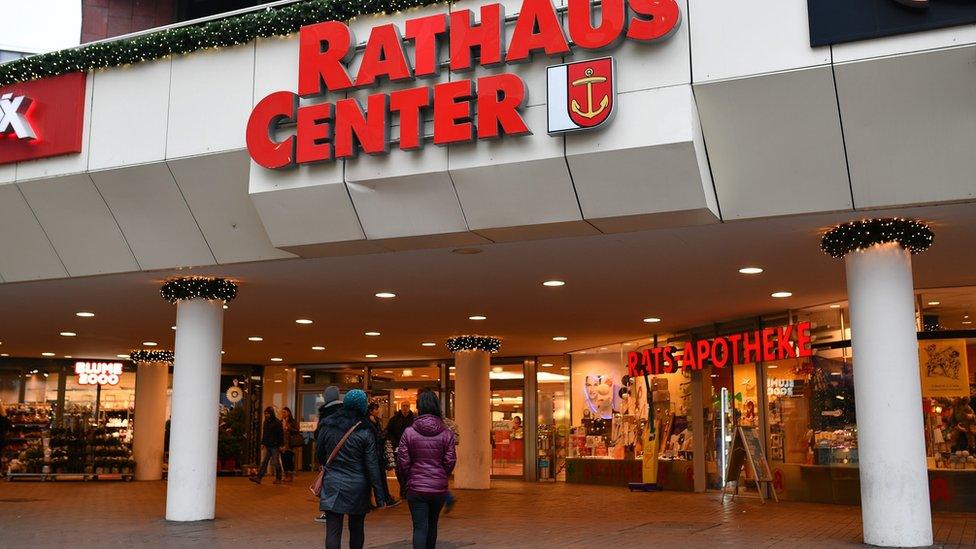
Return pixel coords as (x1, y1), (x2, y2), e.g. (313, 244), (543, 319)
(395, 468), (407, 498)
(257, 446), (282, 480)
(282, 449), (295, 473)
(407, 493), (447, 549)
(324, 511), (365, 549)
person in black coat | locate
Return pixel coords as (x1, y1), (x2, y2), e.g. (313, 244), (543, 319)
(316, 390), (386, 549)
(250, 406), (284, 484)
(386, 401), (415, 498)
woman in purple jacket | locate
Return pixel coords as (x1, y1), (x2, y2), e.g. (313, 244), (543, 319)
(396, 389), (457, 549)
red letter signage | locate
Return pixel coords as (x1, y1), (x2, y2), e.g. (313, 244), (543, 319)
(0, 72), (87, 166)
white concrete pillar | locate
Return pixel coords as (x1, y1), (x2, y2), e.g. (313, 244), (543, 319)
(845, 241), (932, 546)
(166, 297), (225, 521)
(453, 349), (492, 489)
(133, 359), (169, 481)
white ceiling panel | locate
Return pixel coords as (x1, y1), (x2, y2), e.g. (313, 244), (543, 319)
(254, 34), (299, 102)
(0, 164), (15, 184)
(836, 46), (976, 210)
(167, 43), (255, 159)
(168, 151), (295, 264)
(91, 163), (216, 270)
(18, 174), (138, 276)
(0, 185), (67, 281)
(694, 67), (852, 220)
(16, 72), (94, 182)
(88, 58), (171, 170)
(567, 85), (717, 228)
(346, 170), (468, 240)
(451, 105), (580, 230)
(690, 0), (830, 83)
(249, 172), (365, 249)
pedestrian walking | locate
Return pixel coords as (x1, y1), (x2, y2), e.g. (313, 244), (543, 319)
(250, 406), (284, 484)
(315, 386), (344, 522)
(367, 402), (399, 507)
(396, 389), (456, 549)
(280, 406), (301, 482)
(316, 389), (386, 549)
(386, 400), (415, 498)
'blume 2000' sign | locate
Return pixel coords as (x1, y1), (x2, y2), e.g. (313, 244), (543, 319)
(246, 0), (680, 169)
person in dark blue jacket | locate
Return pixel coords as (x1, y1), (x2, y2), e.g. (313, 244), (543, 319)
(250, 406), (284, 484)
(317, 390), (386, 549)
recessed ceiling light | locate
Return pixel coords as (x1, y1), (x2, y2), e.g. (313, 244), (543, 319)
(270, 357), (283, 362)
(449, 366), (456, 370)
(365, 331), (381, 336)
(76, 312), (95, 317)
(771, 291), (793, 298)
(143, 341), (158, 346)
(222, 305), (228, 310)
(421, 342), (436, 347)
(541, 363), (553, 367)
(552, 336), (568, 341)
(221, 350), (225, 354)
(116, 354), (129, 358)
(0, 354), (8, 357)
(248, 336), (263, 342)
(365, 354), (378, 358)
(560, 366), (569, 370)
(452, 248), (482, 255)
(383, 370), (394, 374)
(965, 315), (970, 319)
(375, 292), (397, 298)
(738, 267), (763, 275)
(295, 319), (313, 325)
(643, 317), (661, 323)
(42, 352), (55, 357)
(543, 280), (565, 287)
(421, 374), (429, 378)
(963, 321), (973, 325)
(829, 304), (841, 309)
(171, 326), (177, 330)
(312, 346), (325, 351)
(469, 315), (487, 321)
(928, 301), (941, 306)
(60, 331), (76, 337)
(63, 355), (72, 359)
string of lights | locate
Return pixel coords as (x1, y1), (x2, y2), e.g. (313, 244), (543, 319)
(820, 218), (934, 259)
(446, 335), (502, 353)
(160, 276), (238, 304)
(0, 0), (446, 86)
(129, 349), (175, 363)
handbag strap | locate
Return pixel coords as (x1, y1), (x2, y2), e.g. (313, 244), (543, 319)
(326, 421), (361, 468)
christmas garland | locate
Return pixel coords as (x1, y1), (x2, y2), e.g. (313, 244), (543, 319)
(130, 349), (175, 363)
(446, 335), (502, 353)
(820, 218), (934, 259)
(0, 0), (445, 86)
(160, 276), (238, 303)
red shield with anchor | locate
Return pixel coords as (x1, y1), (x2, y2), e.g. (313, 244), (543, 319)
(566, 58), (614, 129)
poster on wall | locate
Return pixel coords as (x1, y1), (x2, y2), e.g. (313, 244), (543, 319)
(919, 339), (970, 398)
(584, 375), (617, 419)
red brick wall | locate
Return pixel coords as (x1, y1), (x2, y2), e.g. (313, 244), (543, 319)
(82, 0), (176, 43)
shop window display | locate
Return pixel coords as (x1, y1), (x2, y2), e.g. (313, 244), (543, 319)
(537, 356), (570, 481)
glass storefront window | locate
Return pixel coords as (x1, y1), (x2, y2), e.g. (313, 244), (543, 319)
(537, 356), (570, 481)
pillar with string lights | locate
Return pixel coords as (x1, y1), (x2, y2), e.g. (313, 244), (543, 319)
(160, 277), (237, 522)
(447, 336), (500, 489)
(821, 218), (934, 547)
(130, 349), (173, 481)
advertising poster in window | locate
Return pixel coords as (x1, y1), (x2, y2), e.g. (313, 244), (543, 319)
(919, 340), (970, 398)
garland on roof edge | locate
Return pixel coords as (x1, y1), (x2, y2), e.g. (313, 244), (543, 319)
(0, 0), (446, 86)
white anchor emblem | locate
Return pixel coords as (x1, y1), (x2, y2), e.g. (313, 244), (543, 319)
(0, 92), (37, 140)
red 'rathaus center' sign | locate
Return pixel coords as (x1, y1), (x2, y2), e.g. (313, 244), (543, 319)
(627, 322), (815, 377)
(246, 0), (681, 169)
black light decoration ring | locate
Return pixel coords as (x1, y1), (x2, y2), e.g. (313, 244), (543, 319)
(160, 276), (238, 304)
(820, 218), (934, 259)
(130, 349), (175, 363)
(446, 335), (502, 354)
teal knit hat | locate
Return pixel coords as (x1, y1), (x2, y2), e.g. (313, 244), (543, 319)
(343, 389), (368, 415)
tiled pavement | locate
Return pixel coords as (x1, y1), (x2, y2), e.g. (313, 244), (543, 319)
(0, 476), (974, 548)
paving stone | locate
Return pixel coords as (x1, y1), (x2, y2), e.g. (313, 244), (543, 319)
(0, 476), (972, 548)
